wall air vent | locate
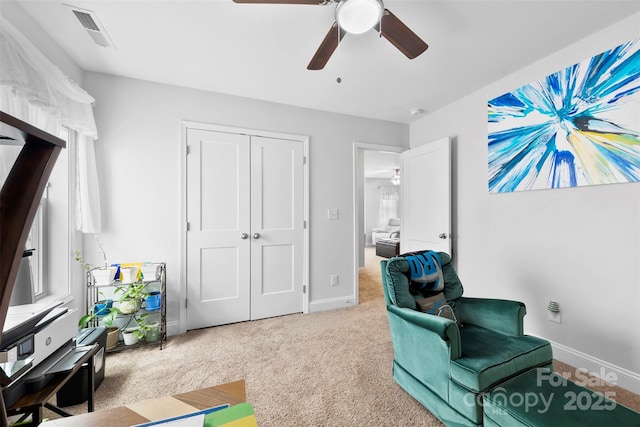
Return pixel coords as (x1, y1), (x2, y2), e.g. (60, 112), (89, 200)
(65, 4), (116, 49)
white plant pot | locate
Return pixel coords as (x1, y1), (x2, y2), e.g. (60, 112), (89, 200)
(123, 328), (139, 345)
(120, 266), (138, 284)
(92, 267), (117, 285)
(141, 264), (159, 282)
(119, 299), (140, 315)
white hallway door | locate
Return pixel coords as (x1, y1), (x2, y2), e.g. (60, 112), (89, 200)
(186, 128), (305, 330)
(401, 137), (451, 255)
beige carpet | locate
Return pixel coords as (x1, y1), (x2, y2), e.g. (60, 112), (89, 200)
(45, 247), (639, 426)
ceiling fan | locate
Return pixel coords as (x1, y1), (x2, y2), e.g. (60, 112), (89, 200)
(232, 0), (429, 70)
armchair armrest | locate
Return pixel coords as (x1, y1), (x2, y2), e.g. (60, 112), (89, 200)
(455, 297), (526, 337)
(387, 305), (461, 359)
(386, 305), (461, 399)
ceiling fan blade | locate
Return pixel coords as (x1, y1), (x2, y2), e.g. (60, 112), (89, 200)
(380, 9), (428, 59)
(307, 23), (344, 70)
(232, 0), (325, 4)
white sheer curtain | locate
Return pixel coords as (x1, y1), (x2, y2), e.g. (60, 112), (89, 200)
(0, 16), (101, 232)
(379, 184), (399, 227)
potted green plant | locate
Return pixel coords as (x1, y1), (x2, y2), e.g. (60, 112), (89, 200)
(144, 321), (160, 343)
(115, 281), (148, 315)
(93, 299), (113, 316)
(132, 313), (160, 343)
(79, 306), (121, 350)
(121, 312), (151, 345)
(122, 327), (139, 345)
(75, 235), (117, 285)
(134, 313), (151, 339)
(89, 290), (113, 316)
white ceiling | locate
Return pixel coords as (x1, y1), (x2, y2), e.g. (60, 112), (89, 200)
(364, 150), (400, 179)
(14, 1), (640, 124)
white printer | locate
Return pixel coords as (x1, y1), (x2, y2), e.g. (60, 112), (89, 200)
(1, 302), (77, 407)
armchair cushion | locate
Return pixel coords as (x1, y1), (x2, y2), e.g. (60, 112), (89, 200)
(384, 251), (463, 310)
(450, 325), (553, 393)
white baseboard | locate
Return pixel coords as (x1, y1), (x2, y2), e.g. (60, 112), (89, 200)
(167, 297), (357, 334)
(166, 320), (181, 337)
(309, 296), (356, 313)
(548, 338), (640, 395)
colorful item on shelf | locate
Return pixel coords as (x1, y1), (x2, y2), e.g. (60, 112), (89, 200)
(146, 291), (162, 311)
(112, 262), (144, 283)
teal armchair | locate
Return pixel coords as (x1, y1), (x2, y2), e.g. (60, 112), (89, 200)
(381, 251), (553, 426)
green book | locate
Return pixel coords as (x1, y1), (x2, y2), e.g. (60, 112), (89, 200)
(204, 403), (257, 427)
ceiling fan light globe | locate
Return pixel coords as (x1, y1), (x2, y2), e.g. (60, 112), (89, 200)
(336, 0), (383, 35)
(391, 168), (400, 186)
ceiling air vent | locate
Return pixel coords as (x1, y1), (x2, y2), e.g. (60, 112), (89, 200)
(65, 5), (116, 49)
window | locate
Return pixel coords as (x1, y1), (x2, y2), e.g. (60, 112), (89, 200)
(23, 127), (72, 304)
(27, 189), (47, 297)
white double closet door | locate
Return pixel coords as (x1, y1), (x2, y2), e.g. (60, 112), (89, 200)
(186, 128), (304, 330)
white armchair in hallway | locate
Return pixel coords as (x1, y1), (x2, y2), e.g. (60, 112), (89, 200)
(371, 218), (400, 243)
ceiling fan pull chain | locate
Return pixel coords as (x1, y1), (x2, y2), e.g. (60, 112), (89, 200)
(337, 23), (343, 74)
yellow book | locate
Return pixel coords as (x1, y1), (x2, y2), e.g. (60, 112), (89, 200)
(119, 262), (143, 281)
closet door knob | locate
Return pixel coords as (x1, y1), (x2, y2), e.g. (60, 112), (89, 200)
(439, 233), (447, 239)
(241, 233), (249, 239)
(253, 233), (261, 239)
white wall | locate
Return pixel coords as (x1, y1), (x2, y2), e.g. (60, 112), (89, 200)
(410, 13), (640, 392)
(82, 72), (408, 332)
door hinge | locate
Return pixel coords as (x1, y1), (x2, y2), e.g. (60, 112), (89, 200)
(186, 222), (190, 232)
(185, 298), (188, 309)
(303, 220), (307, 229)
(186, 145), (190, 155)
(303, 285), (306, 294)
(303, 156), (307, 165)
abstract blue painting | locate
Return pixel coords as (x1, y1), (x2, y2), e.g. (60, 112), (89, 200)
(488, 38), (640, 193)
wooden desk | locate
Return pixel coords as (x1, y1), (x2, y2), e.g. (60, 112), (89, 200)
(6, 344), (99, 426)
(41, 380), (246, 426)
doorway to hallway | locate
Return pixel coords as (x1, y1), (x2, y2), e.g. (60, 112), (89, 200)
(353, 142), (404, 306)
(358, 247), (385, 304)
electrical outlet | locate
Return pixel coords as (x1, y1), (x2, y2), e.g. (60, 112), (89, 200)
(330, 274), (339, 286)
(327, 208), (339, 220)
(548, 311), (562, 324)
